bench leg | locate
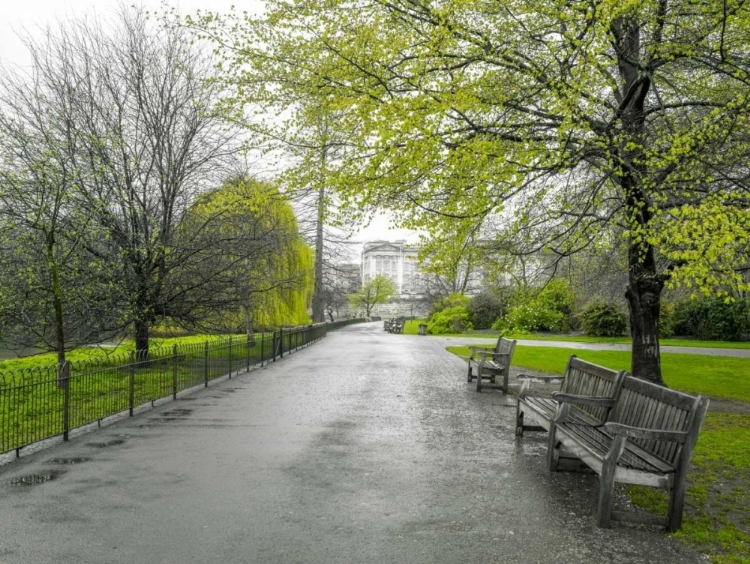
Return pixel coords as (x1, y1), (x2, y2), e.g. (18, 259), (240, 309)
(476, 371), (483, 392)
(547, 423), (560, 471)
(668, 471), (688, 532)
(515, 407), (524, 437)
(467, 365), (473, 382)
(597, 435), (627, 528)
(503, 371), (509, 394)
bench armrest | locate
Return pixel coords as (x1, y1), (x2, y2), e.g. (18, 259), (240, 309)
(551, 392), (616, 408)
(476, 351), (509, 361)
(468, 346), (494, 360)
(602, 422), (688, 444)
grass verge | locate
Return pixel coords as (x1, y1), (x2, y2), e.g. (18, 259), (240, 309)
(407, 316), (750, 349)
(446, 343), (750, 563)
(447, 345), (750, 402)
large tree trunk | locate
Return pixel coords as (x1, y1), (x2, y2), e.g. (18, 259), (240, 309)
(312, 184), (326, 323)
(134, 318), (150, 355)
(612, 16), (665, 386)
(243, 303), (255, 344)
(47, 236), (67, 388)
(625, 250), (664, 385)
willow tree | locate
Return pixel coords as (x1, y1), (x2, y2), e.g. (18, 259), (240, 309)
(179, 178), (313, 333)
(219, 0), (750, 384)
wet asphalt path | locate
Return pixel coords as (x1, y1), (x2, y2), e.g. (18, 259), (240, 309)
(0, 322), (702, 564)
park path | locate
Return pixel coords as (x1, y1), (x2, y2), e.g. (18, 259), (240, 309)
(0, 322), (702, 564)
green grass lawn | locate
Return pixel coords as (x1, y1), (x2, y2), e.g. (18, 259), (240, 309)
(0, 333), (252, 373)
(407, 317), (750, 349)
(447, 343), (750, 563)
(0, 331), (295, 454)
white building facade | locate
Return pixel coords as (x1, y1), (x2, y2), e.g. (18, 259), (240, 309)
(361, 240), (423, 297)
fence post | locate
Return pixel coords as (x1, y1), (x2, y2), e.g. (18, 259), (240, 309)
(279, 328), (284, 359)
(260, 333), (265, 367)
(61, 362), (70, 442)
(204, 341), (209, 387)
(246, 334), (251, 372)
(172, 344), (179, 400)
(228, 336), (233, 379)
(129, 351), (135, 416)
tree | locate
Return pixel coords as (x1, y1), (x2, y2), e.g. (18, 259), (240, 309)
(350, 275), (396, 317)
(417, 223), (484, 296)
(171, 177), (313, 335)
(0, 34), (122, 374)
(27, 9), (238, 354)
(184, 12), (357, 325)
(238, 0), (750, 385)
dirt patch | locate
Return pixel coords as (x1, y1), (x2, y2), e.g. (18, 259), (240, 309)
(708, 397), (750, 414)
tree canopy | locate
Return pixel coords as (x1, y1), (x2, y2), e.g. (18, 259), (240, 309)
(197, 0), (750, 383)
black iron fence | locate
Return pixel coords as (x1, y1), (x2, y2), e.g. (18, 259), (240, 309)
(0, 323), (328, 456)
(326, 318), (368, 331)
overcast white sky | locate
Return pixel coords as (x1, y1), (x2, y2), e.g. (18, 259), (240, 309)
(0, 0), (417, 250)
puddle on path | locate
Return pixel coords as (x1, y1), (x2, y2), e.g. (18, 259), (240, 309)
(46, 457), (90, 465)
(86, 439), (126, 449)
(161, 409), (193, 417)
(9, 470), (64, 487)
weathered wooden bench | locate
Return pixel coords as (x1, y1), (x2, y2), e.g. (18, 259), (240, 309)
(516, 355), (709, 531)
(467, 336), (516, 393)
(389, 318), (405, 334)
(383, 319), (393, 332)
(515, 355), (625, 438)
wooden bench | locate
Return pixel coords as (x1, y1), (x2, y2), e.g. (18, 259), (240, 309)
(516, 355), (709, 531)
(515, 356), (625, 438)
(389, 318), (405, 334)
(467, 336), (516, 393)
(383, 319), (393, 332)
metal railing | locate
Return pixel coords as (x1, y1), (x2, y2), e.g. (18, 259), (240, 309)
(0, 323), (328, 456)
(326, 318), (368, 331)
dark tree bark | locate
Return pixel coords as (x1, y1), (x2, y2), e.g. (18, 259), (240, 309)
(614, 16), (665, 385)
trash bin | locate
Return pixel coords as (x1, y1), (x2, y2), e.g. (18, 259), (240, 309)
(418, 324), (427, 336)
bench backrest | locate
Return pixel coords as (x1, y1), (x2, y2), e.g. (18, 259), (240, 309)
(494, 336), (517, 358)
(562, 356), (625, 423)
(608, 376), (708, 467)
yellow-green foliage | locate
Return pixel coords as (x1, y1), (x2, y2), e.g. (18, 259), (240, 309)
(194, 179), (314, 328)
(253, 237), (314, 327)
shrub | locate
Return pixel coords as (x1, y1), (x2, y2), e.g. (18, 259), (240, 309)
(672, 298), (749, 341)
(536, 279), (576, 317)
(506, 279), (576, 332)
(491, 317), (509, 333)
(467, 291), (505, 330)
(659, 301), (675, 338)
(506, 301), (566, 332)
(427, 306), (474, 334)
(428, 293), (470, 320)
(580, 302), (628, 337)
